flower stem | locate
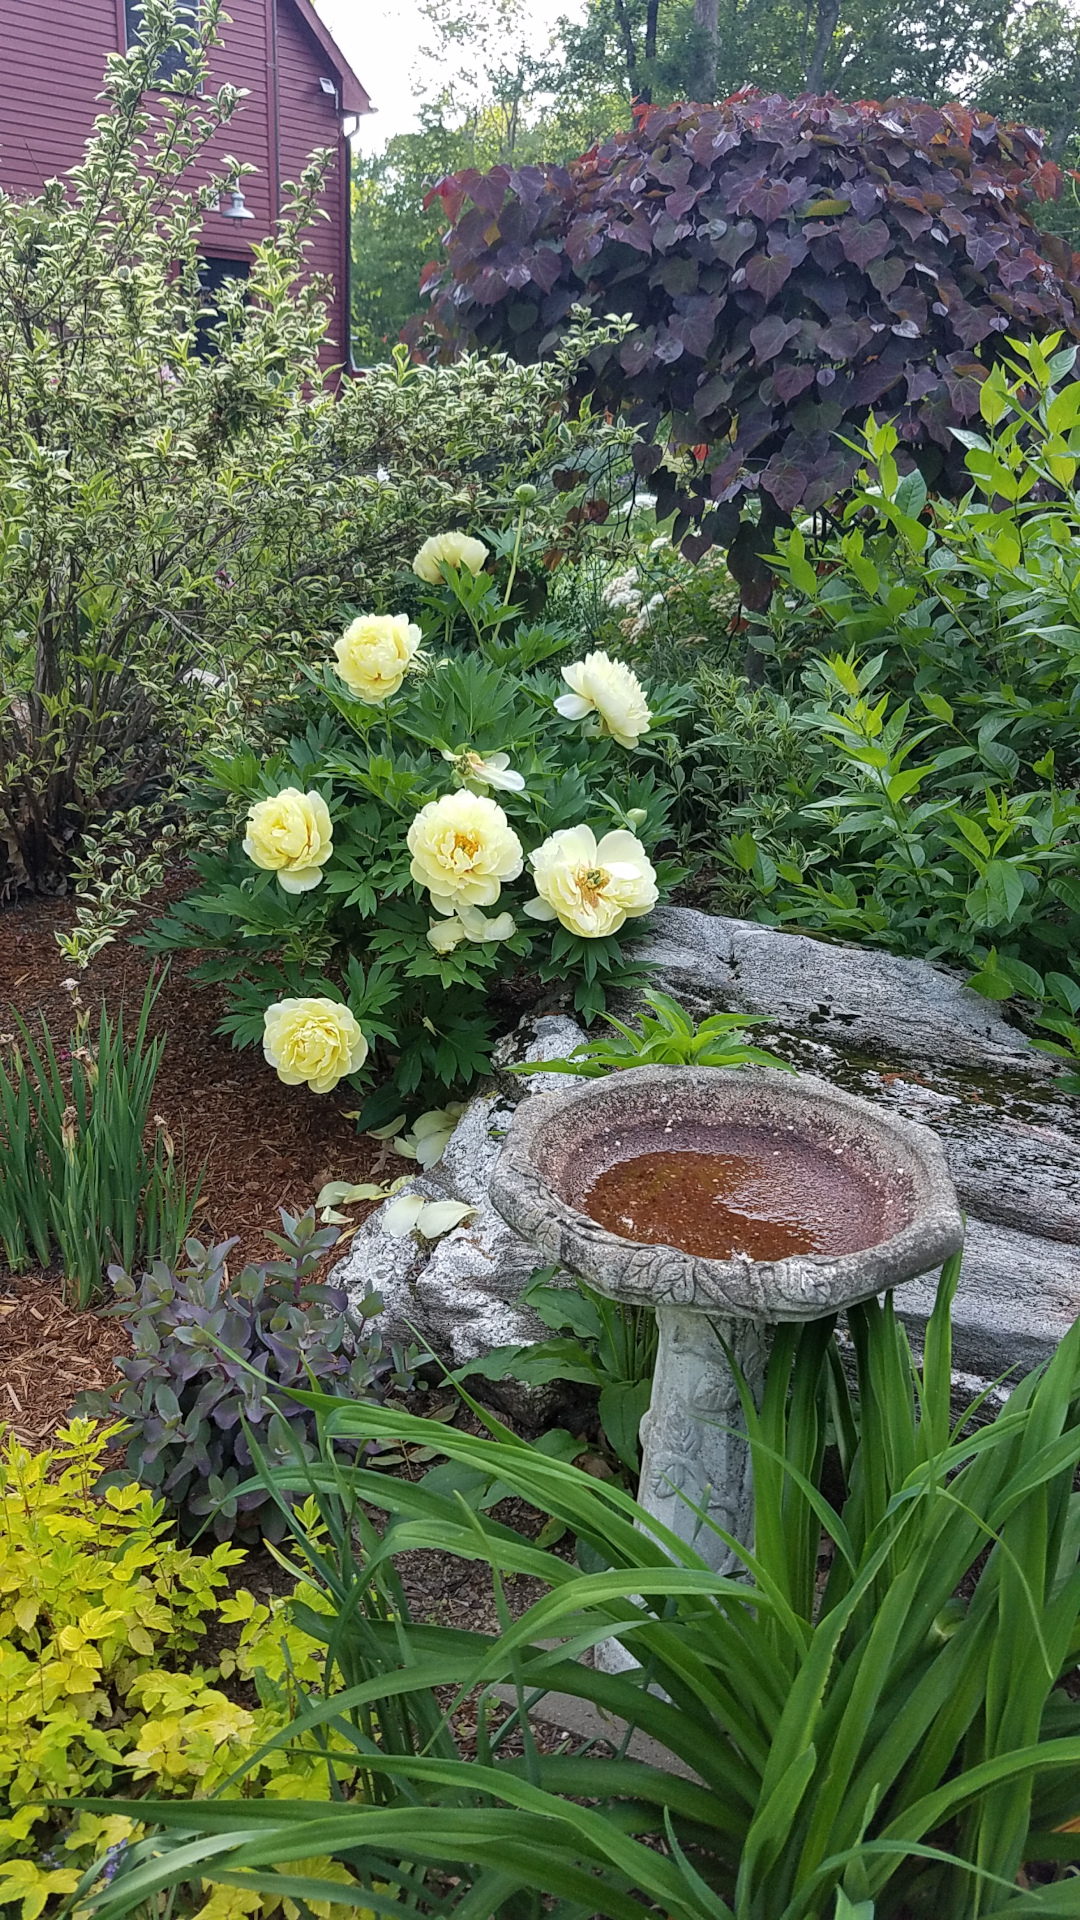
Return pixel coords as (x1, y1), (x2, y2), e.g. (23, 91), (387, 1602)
(503, 503), (526, 608)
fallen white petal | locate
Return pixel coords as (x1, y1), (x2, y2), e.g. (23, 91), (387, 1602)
(416, 1200), (476, 1237)
(415, 1133), (453, 1169)
(382, 1193), (428, 1238)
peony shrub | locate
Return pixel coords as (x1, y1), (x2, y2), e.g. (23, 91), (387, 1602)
(145, 538), (681, 1116)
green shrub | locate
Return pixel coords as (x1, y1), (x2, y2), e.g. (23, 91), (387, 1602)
(700, 337), (1080, 1012)
(0, 975), (200, 1305)
(0, 0), (334, 890)
(0, 1419), (365, 1910)
(78, 1256), (1080, 1918)
(0, 0), (634, 910)
(143, 539), (683, 1117)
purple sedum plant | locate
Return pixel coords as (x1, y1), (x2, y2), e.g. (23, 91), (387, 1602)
(80, 1209), (426, 1541)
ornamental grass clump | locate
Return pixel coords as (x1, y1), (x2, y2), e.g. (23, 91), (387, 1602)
(0, 975), (201, 1306)
(78, 1256), (1080, 1919)
(146, 529), (683, 1114)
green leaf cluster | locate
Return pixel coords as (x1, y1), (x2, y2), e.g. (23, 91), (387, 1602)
(0, 1419), (361, 1906)
(705, 344), (1080, 1012)
(79, 1257), (1080, 1918)
(510, 986), (793, 1078)
(144, 584), (682, 1108)
(455, 1265), (659, 1472)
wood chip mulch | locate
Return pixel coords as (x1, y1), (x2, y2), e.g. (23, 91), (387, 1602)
(0, 875), (381, 1451)
(0, 1277), (131, 1450)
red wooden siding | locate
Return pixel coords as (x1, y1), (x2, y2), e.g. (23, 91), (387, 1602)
(274, 0), (349, 368)
(0, 0), (122, 197)
(0, 0), (363, 374)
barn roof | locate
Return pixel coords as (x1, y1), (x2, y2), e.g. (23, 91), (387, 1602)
(289, 0), (371, 115)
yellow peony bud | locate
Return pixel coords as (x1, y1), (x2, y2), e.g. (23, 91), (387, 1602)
(243, 788), (333, 894)
(524, 825), (658, 938)
(407, 789), (523, 915)
(262, 998), (368, 1095)
(412, 531), (490, 584)
(554, 650), (651, 747)
(333, 613), (420, 704)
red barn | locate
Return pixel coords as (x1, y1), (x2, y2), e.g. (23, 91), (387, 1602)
(0, 0), (369, 375)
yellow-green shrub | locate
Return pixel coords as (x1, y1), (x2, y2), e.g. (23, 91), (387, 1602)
(0, 1420), (364, 1919)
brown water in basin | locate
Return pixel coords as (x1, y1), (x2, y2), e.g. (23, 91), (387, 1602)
(581, 1125), (899, 1261)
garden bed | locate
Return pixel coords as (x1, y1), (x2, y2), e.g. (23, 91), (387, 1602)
(0, 881), (381, 1447)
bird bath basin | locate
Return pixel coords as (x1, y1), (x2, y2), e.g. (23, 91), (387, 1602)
(490, 1065), (964, 1575)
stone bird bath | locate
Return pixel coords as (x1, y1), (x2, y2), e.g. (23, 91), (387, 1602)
(489, 1065), (964, 1574)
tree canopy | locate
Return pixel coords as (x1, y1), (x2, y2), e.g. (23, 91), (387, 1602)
(350, 0), (1080, 356)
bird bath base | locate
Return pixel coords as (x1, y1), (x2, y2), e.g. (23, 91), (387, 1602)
(490, 1066), (964, 1581)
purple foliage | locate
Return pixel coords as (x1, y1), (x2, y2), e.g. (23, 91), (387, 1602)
(421, 92), (1080, 602)
(79, 1210), (425, 1541)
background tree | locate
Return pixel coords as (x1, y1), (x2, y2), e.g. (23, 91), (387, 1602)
(351, 0), (1080, 357)
(424, 94), (1080, 605)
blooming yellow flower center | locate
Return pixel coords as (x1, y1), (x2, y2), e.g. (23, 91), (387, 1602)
(453, 831), (481, 861)
(578, 865), (610, 906)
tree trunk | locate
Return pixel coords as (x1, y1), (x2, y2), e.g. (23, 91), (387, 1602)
(1048, 112), (1078, 163)
(645, 0), (660, 61)
(804, 0), (841, 94)
(693, 0), (719, 99)
(612, 0), (640, 94)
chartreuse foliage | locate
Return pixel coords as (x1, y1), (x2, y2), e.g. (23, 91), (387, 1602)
(715, 337), (1080, 1035)
(425, 93), (1080, 597)
(0, 1420), (366, 1916)
(144, 545), (682, 1117)
(75, 1258), (1080, 1919)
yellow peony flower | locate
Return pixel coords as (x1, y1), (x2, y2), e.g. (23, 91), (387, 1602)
(407, 789), (523, 915)
(333, 614), (420, 704)
(554, 650), (651, 747)
(263, 998), (369, 1095)
(524, 825), (658, 937)
(412, 531), (489, 583)
(243, 788), (333, 894)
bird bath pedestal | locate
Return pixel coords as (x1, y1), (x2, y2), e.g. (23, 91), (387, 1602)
(490, 1066), (964, 1576)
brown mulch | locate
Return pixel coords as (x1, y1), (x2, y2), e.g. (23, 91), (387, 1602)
(0, 877), (381, 1449)
(0, 1277), (132, 1449)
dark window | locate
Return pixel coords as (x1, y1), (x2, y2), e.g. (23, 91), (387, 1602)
(124, 1), (200, 88)
(195, 255), (250, 358)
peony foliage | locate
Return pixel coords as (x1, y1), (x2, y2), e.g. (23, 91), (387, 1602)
(422, 92), (1080, 602)
(143, 538), (680, 1114)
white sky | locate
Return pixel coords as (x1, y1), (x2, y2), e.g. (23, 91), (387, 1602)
(311, 0), (585, 153)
